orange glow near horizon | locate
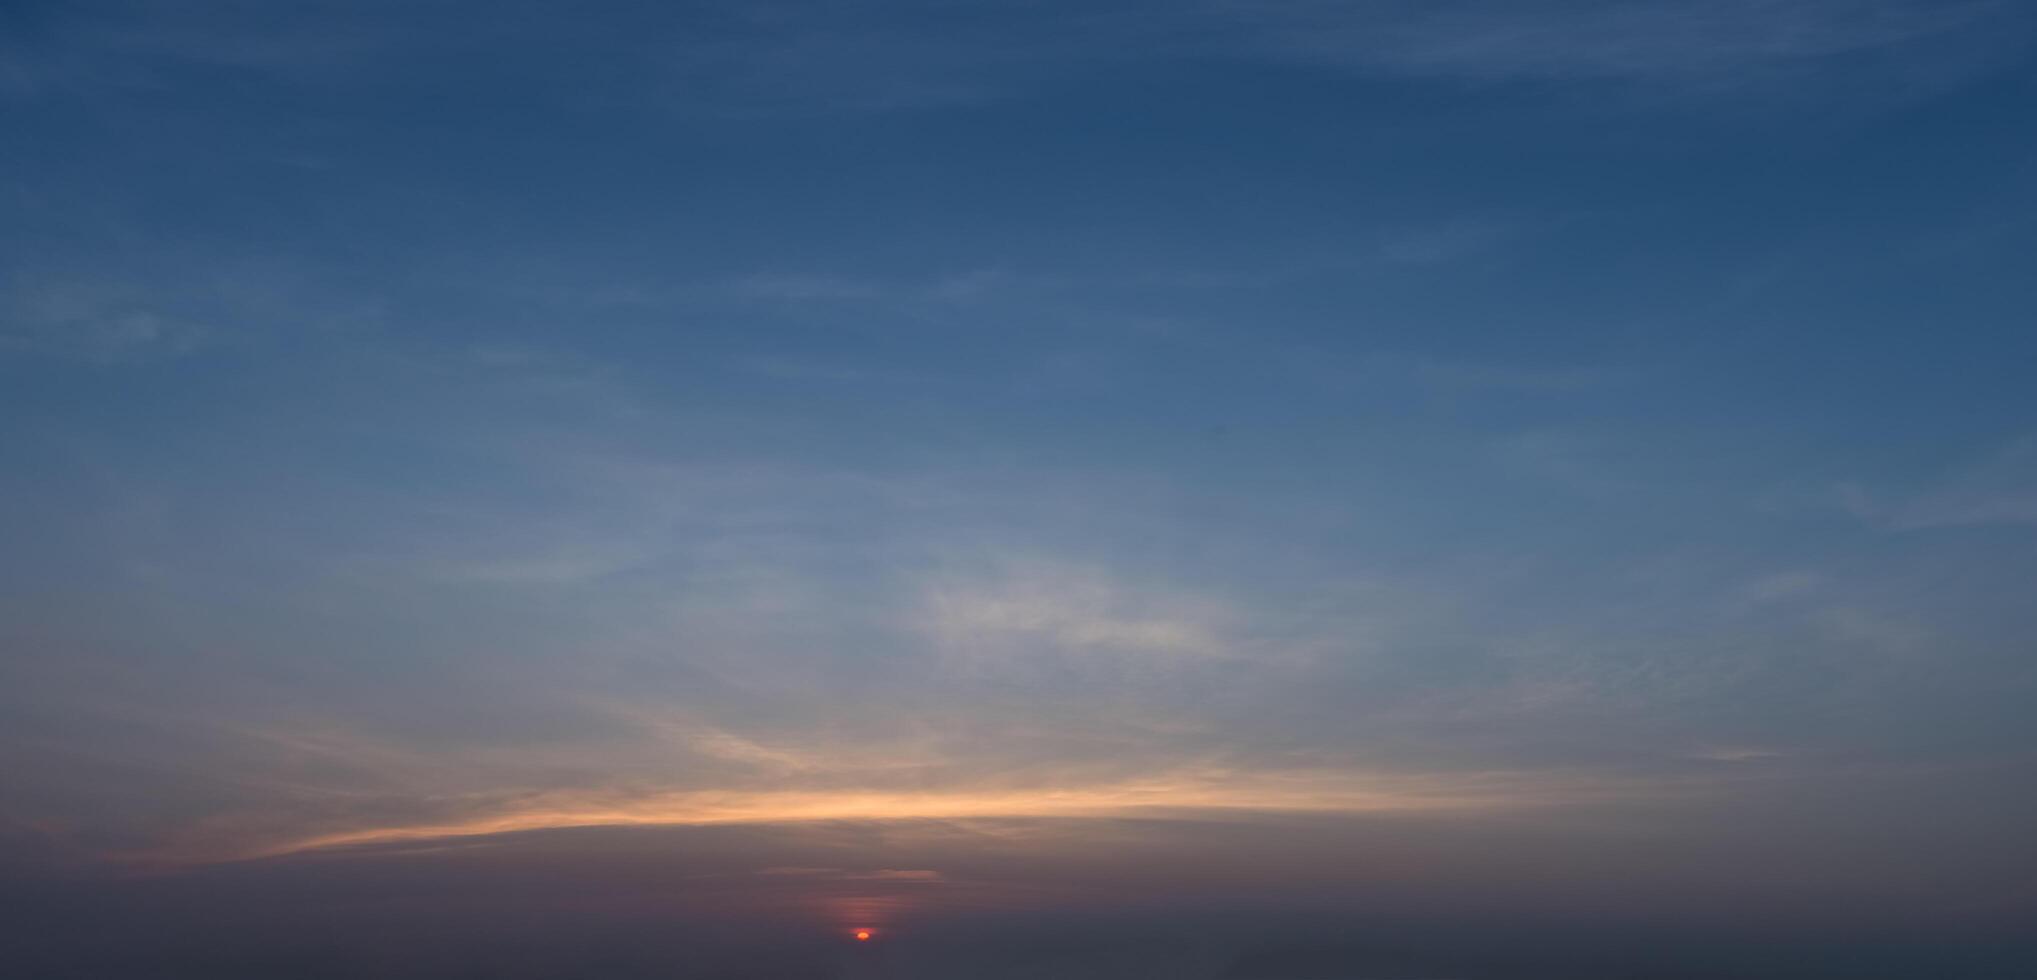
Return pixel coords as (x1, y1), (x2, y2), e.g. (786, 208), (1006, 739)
(142, 765), (1680, 866)
(854, 929), (872, 942)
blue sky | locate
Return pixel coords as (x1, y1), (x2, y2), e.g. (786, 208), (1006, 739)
(3, 2), (2037, 973)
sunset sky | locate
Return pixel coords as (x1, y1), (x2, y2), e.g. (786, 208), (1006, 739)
(4, 2), (2036, 977)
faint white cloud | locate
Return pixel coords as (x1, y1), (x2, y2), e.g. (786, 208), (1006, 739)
(1811, 605), (1928, 656)
(730, 273), (890, 303)
(1, 255), (380, 362)
(704, 218), (1506, 317)
(0, 0), (444, 97)
(914, 559), (1232, 663)
(738, 356), (890, 385)
(1833, 437), (2037, 531)
(1687, 745), (1783, 762)
(1490, 428), (1635, 496)
(1128, 218), (1515, 290)
(1372, 218), (1513, 264)
(14, 1), (2022, 111)
(1739, 570), (1826, 605)
(1, 276), (211, 360)
(1834, 481), (1881, 522)
(1887, 437), (2037, 530)
(608, 708), (827, 775)
(718, 0), (2029, 111)
(655, 0), (2028, 113)
(1371, 352), (1628, 394)
(1247, 0), (2020, 85)
(756, 866), (943, 881)
(727, 266), (1033, 306)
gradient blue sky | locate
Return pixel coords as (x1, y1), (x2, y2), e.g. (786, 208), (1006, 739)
(3, 1), (2037, 975)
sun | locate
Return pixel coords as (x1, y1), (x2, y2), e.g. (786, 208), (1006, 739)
(854, 929), (873, 942)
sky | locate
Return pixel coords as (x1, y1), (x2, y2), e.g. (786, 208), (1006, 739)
(3, 1), (2037, 977)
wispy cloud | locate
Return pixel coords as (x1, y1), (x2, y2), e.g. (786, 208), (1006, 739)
(1887, 437), (2037, 530)
(9, 1), (2024, 111)
(727, 266), (1026, 305)
(1242, 0), (2023, 84)
(666, 0), (2031, 110)
(1, 274), (212, 359)
(1687, 745), (1784, 763)
(914, 559), (1235, 664)
(756, 866), (943, 881)
(187, 762), (1689, 864)
(0, 256), (380, 361)
(1737, 570), (1827, 606)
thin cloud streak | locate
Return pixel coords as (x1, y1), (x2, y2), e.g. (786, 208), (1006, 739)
(8, 1), (2026, 111)
(195, 763), (1701, 865)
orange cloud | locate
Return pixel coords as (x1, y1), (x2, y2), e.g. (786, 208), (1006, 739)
(172, 764), (1684, 864)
